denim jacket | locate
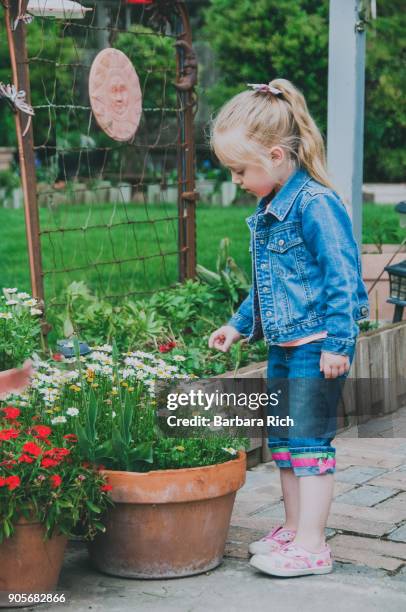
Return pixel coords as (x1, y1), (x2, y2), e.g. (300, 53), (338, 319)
(228, 168), (370, 356)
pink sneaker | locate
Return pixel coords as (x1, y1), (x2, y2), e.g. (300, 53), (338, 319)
(248, 525), (296, 556)
(250, 541), (333, 577)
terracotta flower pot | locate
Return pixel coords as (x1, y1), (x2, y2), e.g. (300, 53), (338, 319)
(0, 521), (67, 606)
(88, 451), (246, 578)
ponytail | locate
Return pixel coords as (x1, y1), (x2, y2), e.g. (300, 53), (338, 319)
(268, 79), (333, 189)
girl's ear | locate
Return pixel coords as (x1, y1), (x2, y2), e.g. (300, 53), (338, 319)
(270, 146), (285, 165)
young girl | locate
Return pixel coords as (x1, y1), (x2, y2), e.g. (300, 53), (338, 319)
(208, 79), (369, 577)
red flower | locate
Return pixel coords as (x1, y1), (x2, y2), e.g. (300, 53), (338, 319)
(158, 341), (176, 353)
(22, 441), (42, 457)
(33, 425), (52, 440)
(52, 353), (64, 362)
(0, 459), (17, 468)
(63, 434), (78, 443)
(0, 477), (5, 487)
(2, 406), (20, 420)
(50, 474), (62, 489)
(40, 458), (59, 469)
(0, 428), (20, 441)
(100, 484), (113, 492)
(18, 453), (35, 464)
(5, 475), (20, 491)
(43, 447), (70, 460)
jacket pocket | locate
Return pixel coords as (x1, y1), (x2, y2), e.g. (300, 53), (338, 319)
(267, 234), (303, 254)
(266, 228), (305, 279)
(266, 228), (315, 324)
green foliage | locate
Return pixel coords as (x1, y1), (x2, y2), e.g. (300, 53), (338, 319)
(202, 0), (405, 181)
(364, 1), (406, 181)
(50, 277), (268, 378)
(0, 168), (20, 197)
(362, 204), (406, 250)
(0, 14), (77, 148)
(151, 437), (248, 471)
(196, 237), (251, 306)
(0, 289), (42, 370)
(202, 0), (329, 133)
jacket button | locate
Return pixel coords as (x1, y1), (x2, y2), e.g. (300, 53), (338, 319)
(260, 239), (265, 244)
(266, 311), (272, 317)
(278, 239), (285, 246)
(360, 306), (368, 316)
(263, 286), (270, 292)
(261, 263), (268, 270)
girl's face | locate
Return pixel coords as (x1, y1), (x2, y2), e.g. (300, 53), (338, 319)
(229, 163), (277, 198)
(226, 144), (294, 199)
(214, 129), (294, 198)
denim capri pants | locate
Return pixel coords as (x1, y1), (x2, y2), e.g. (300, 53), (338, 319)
(267, 339), (356, 477)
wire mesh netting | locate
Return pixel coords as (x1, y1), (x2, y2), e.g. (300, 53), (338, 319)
(1, 0), (197, 319)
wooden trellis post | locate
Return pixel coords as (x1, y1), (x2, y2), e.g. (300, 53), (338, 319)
(4, 0), (45, 311)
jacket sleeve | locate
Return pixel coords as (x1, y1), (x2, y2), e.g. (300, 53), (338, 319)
(227, 285), (254, 337)
(301, 192), (362, 356)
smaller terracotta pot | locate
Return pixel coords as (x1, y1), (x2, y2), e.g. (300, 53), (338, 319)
(0, 522), (67, 608)
(88, 451), (246, 578)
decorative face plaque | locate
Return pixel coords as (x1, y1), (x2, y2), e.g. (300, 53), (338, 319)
(89, 48), (142, 142)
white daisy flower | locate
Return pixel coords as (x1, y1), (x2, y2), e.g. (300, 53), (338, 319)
(4, 288), (17, 294)
(23, 298), (37, 307)
(97, 344), (113, 353)
(17, 292), (30, 299)
(121, 367), (135, 380)
(51, 415), (67, 424)
(0, 312), (12, 319)
(6, 300), (18, 306)
(66, 407), (79, 417)
(30, 308), (42, 316)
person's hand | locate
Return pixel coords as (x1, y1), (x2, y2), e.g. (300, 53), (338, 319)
(320, 352), (350, 379)
(208, 325), (242, 353)
(0, 359), (34, 396)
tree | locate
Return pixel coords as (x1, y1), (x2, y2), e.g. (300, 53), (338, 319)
(201, 0), (405, 181)
(363, 1), (406, 181)
(202, 0), (329, 134)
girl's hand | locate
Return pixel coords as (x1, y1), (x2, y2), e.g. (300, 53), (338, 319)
(320, 352), (350, 379)
(208, 325), (242, 353)
(0, 359), (34, 397)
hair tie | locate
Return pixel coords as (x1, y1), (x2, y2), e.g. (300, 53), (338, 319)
(247, 83), (282, 95)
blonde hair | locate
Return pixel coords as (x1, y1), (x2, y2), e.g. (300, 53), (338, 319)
(210, 78), (333, 190)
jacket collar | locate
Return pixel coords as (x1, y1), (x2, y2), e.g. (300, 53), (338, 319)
(256, 167), (311, 222)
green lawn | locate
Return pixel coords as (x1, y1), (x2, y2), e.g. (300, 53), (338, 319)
(1, 202), (404, 306)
